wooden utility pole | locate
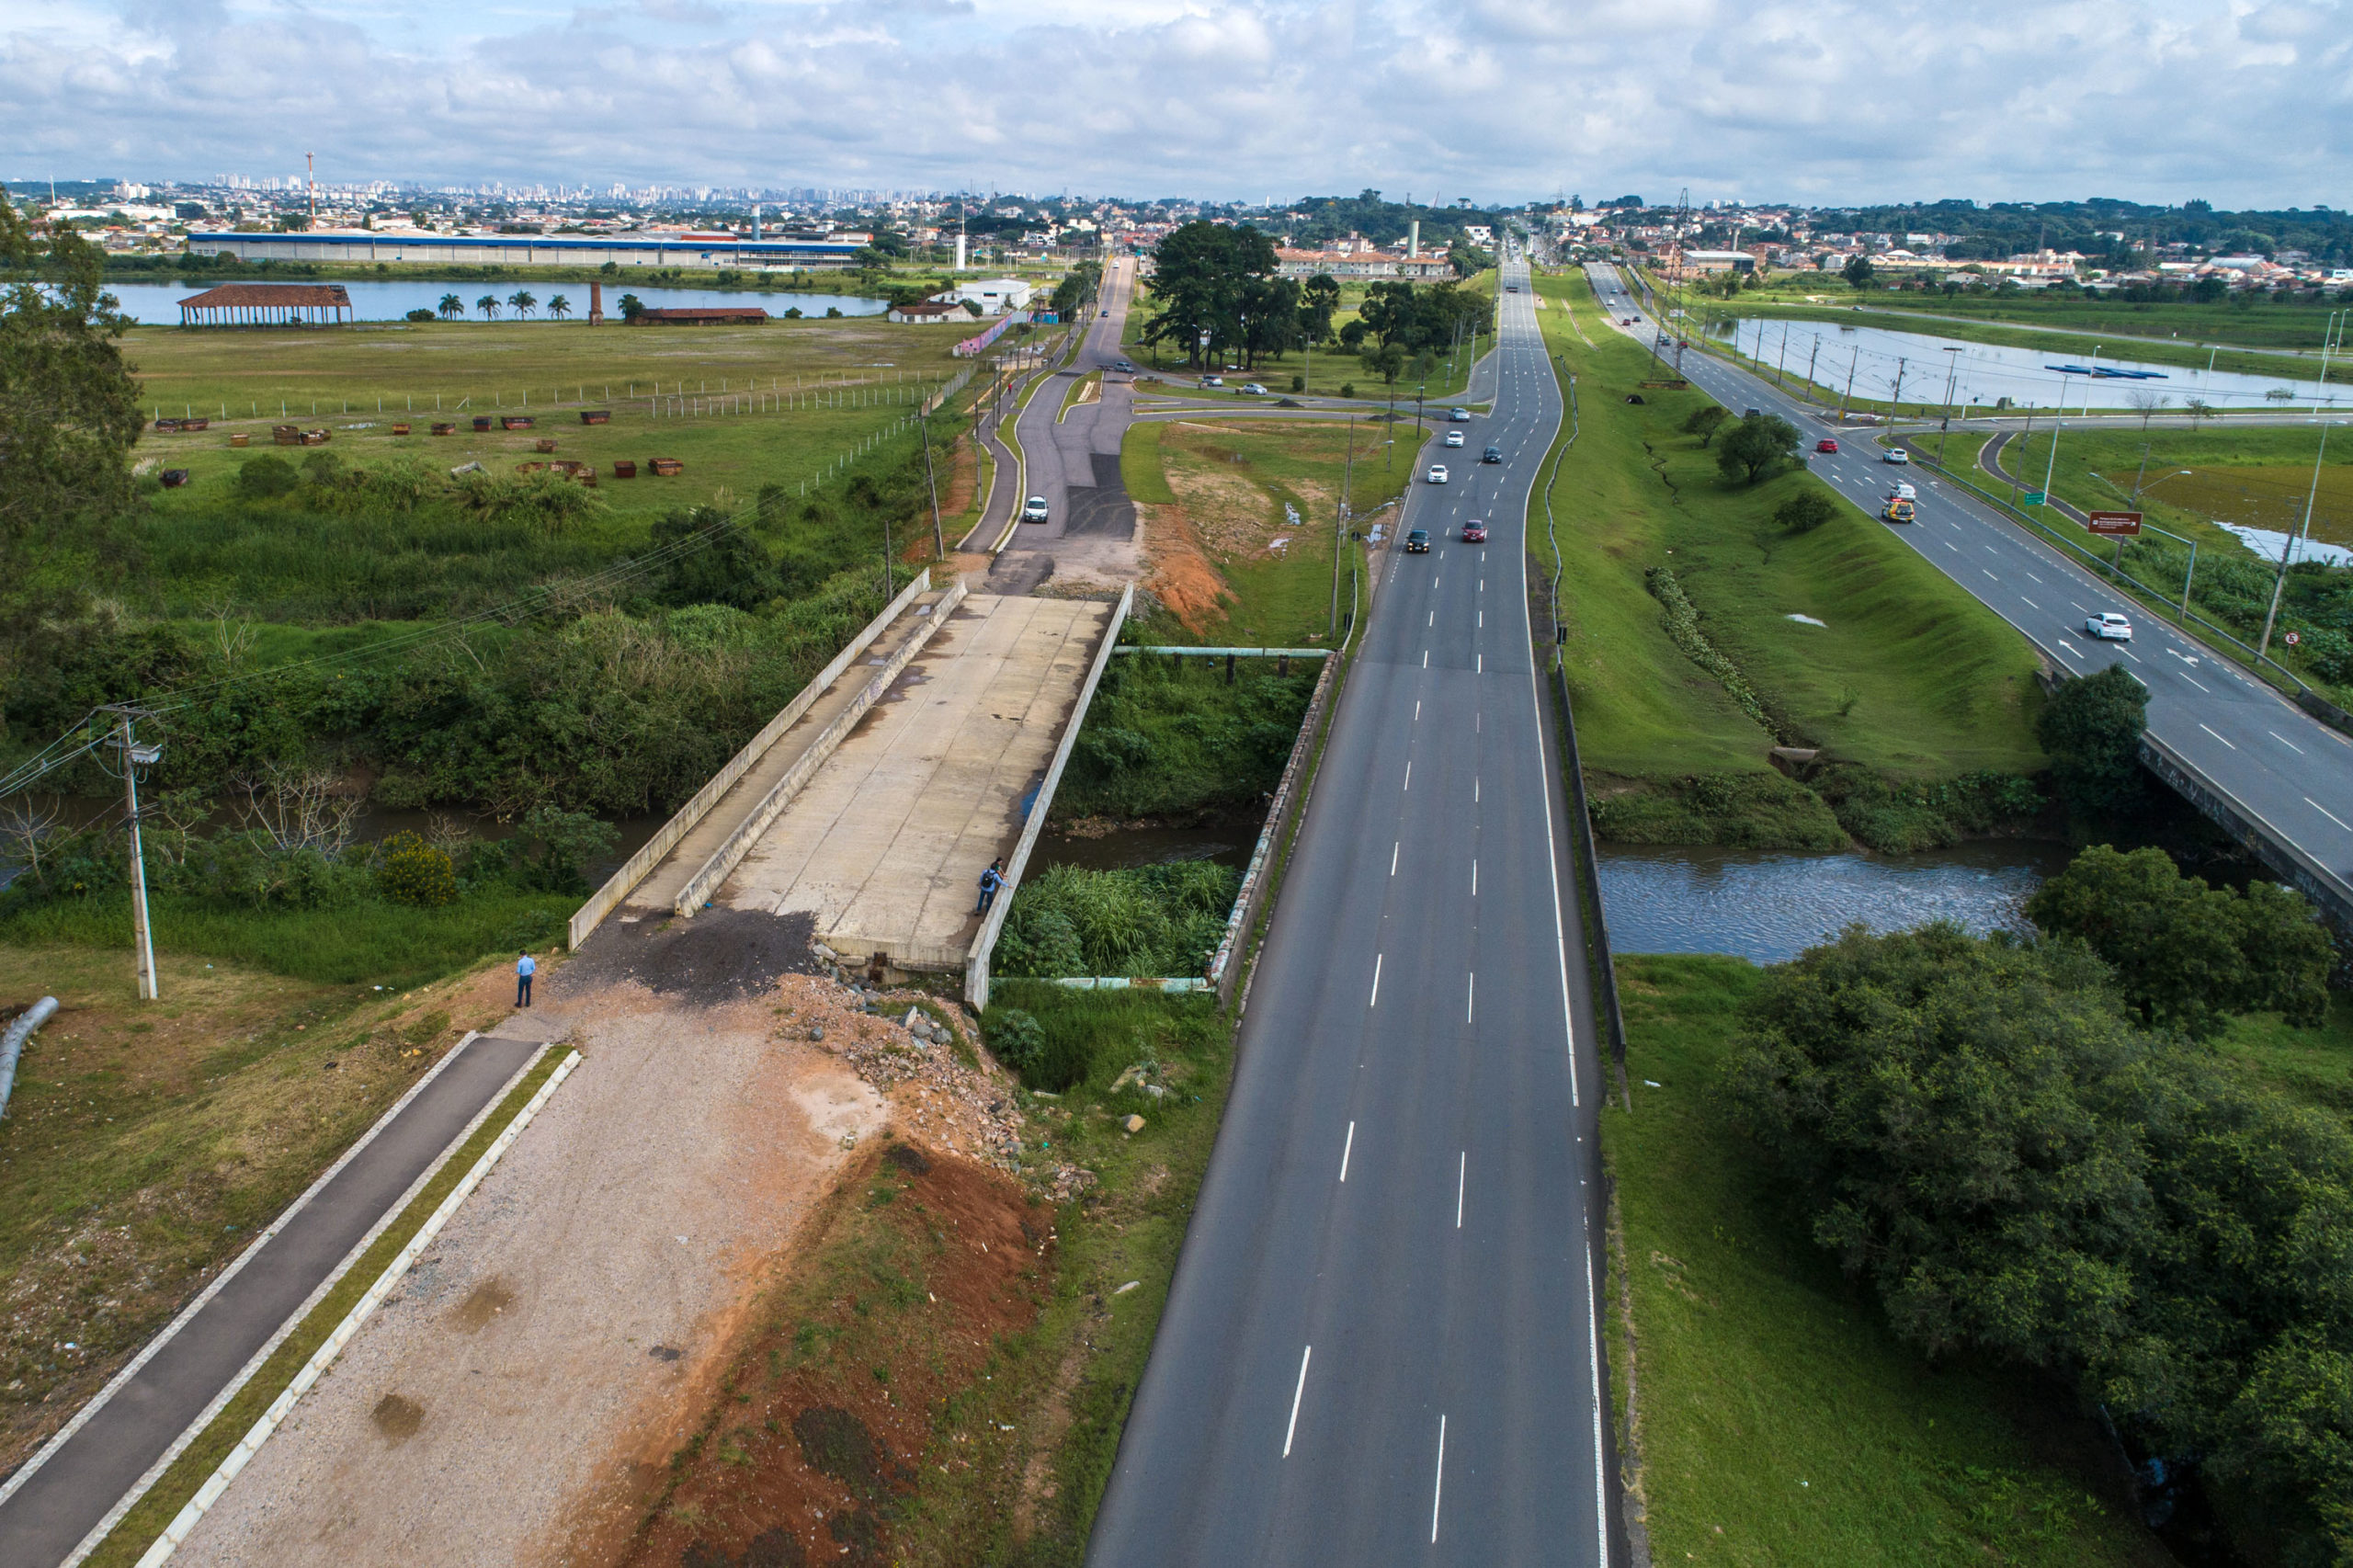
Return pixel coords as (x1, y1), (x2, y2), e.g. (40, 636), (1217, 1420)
(108, 710), (159, 1000)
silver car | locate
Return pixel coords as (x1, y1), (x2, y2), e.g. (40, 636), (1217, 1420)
(1427, 464), (1449, 483)
(1021, 495), (1050, 523)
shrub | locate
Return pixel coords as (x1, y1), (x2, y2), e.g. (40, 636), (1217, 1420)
(404, 308), (435, 323)
(233, 455), (299, 499)
(1338, 382), (1355, 399)
(1772, 491), (1836, 533)
(377, 830), (457, 906)
(983, 1008), (1045, 1075)
(1682, 405), (1729, 448)
(1290, 374), (1305, 392)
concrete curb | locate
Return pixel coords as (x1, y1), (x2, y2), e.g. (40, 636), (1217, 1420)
(964, 584), (1133, 1011)
(131, 1048), (582, 1568)
(570, 569), (938, 948)
(673, 577), (971, 918)
(4, 1028), (503, 1561)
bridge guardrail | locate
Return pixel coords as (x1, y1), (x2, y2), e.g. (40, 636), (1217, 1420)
(965, 584), (1132, 1012)
(566, 569), (937, 949)
(671, 575), (970, 920)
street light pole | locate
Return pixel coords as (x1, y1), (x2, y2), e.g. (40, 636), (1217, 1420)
(1333, 415), (1358, 639)
(2257, 307), (2347, 663)
(107, 709), (160, 1002)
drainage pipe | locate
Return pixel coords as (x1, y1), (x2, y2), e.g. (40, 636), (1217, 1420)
(0, 996), (59, 1119)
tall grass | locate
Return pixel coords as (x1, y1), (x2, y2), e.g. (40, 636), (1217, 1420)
(994, 862), (1239, 981)
(1054, 653), (1316, 819)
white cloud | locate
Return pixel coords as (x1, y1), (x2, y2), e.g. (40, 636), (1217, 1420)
(0, 0), (2345, 203)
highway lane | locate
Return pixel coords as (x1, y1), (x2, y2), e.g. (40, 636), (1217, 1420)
(1089, 256), (1614, 1566)
(1583, 263), (2353, 906)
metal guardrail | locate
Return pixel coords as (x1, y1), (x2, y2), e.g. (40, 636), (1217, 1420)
(565, 570), (937, 949)
(965, 584), (1133, 1012)
(672, 576), (969, 919)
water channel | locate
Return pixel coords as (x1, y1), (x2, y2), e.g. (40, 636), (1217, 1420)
(104, 278), (885, 326)
(1713, 314), (2346, 413)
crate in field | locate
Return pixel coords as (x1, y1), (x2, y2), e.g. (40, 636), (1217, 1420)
(502, 415), (534, 430)
(611, 460), (637, 479)
(228, 433), (250, 448)
(649, 458), (685, 477)
(391, 422), (411, 435)
(579, 409), (610, 425)
(472, 415), (494, 432)
(273, 424), (303, 445)
(432, 422), (457, 436)
(535, 437), (558, 453)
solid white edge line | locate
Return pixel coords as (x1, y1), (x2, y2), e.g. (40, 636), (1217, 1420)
(1431, 1413), (1447, 1543)
(1283, 1344), (1312, 1458)
(11, 1028), (506, 1536)
(1529, 274), (1609, 1568)
(1339, 1121), (1355, 1183)
(132, 1048), (585, 1568)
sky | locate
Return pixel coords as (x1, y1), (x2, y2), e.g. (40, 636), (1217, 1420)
(2, 0), (2348, 208)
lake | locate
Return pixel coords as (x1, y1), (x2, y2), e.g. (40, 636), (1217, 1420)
(104, 278), (884, 326)
(1715, 315), (2346, 414)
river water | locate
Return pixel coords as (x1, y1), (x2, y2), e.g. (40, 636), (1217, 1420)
(104, 278), (884, 325)
(1597, 839), (2073, 964)
(1716, 315), (2344, 413)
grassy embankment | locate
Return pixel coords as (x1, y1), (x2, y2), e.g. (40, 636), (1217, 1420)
(1527, 270), (2049, 849)
(1122, 415), (1414, 645)
(0, 938), (543, 1468)
(1603, 954), (2181, 1567)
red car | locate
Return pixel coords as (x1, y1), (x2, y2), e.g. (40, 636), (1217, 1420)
(1462, 520), (1488, 543)
(1815, 438), (1839, 453)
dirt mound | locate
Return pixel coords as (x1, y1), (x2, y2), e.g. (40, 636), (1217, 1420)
(567, 908), (825, 1006)
(1140, 501), (1230, 634)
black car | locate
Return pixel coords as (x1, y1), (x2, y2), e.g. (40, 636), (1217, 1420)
(1404, 528), (1430, 553)
(1482, 446), (1503, 463)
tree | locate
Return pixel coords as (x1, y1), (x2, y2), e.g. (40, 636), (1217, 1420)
(547, 293), (572, 321)
(618, 292), (645, 323)
(1843, 255), (1875, 290)
(1716, 414), (1800, 483)
(1682, 405), (1729, 447)
(1140, 220), (1278, 367)
(475, 294), (498, 321)
(2025, 844), (2334, 1037)
(438, 292), (464, 320)
(1773, 491), (1837, 533)
(2036, 664), (2146, 814)
(506, 290), (536, 319)
(0, 189), (142, 562)
(1299, 274), (1341, 345)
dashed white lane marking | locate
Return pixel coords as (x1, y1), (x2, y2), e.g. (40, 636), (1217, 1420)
(2310, 797), (2352, 832)
(1338, 1121), (1355, 1183)
(1369, 954), (1382, 1007)
(2271, 731), (2307, 756)
(1456, 1152), (1466, 1229)
(2200, 723), (2237, 750)
(1283, 1346), (1312, 1457)
(1430, 1415), (1448, 1543)
(2021, 597), (2040, 609)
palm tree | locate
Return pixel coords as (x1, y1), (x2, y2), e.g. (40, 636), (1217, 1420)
(437, 292), (463, 321)
(547, 293), (572, 322)
(507, 290), (536, 319)
(476, 294), (498, 321)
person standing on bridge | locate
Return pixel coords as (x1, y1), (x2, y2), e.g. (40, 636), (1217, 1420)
(975, 858), (1006, 916)
(516, 951), (536, 1008)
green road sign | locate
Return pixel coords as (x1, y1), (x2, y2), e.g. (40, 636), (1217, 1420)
(2021, 490), (2047, 506)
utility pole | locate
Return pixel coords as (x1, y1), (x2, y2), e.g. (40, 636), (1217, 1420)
(1935, 347), (1962, 467)
(106, 709), (161, 1001)
(1333, 416), (1358, 639)
(1889, 357), (1908, 422)
(919, 412), (943, 557)
(1838, 347), (1859, 421)
(2258, 307), (2346, 663)
(2040, 373), (2075, 509)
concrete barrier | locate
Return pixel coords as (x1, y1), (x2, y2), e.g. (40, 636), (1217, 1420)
(1209, 645), (1343, 1004)
(964, 584), (1132, 1012)
(672, 576), (971, 919)
(567, 570), (936, 949)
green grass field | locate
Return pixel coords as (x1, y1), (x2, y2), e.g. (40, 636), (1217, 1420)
(1993, 423), (2352, 550)
(1606, 954), (2176, 1568)
(1529, 272), (2046, 790)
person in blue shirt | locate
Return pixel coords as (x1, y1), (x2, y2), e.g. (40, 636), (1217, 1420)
(516, 951), (536, 1008)
(974, 858), (1006, 915)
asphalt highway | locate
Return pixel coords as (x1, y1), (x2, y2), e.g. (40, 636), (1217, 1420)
(1088, 256), (1615, 1566)
(1584, 264), (2353, 907)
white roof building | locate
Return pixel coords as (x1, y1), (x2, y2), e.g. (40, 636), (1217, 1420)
(933, 277), (1034, 313)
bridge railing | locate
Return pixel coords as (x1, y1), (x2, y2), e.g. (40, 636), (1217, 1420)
(566, 569), (937, 949)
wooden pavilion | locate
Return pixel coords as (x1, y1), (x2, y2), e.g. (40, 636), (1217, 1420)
(176, 284), (354, 327)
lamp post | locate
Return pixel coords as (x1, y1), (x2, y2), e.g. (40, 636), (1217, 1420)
(2039, 371), (2076, 511)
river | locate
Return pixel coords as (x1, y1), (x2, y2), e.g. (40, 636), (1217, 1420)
(1713, 315), (2345, 414)
(103, 278), (884, 325)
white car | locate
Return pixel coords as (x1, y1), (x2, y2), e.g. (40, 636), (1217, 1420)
(1427, 464), (1449, 483)
(1891, 482), (1916, 500)
(1882, 447), (1911, 465)
(2085, 612), (2133, 642)
(1242, 382), (1267, 395)
(1021, 495), (1050, 523)
(1201, 375), (1224, 387)
(1444, 430), (1467, 448)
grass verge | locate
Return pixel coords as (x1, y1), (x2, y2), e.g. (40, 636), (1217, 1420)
(1605, 953), (2173, 1567)
(85, 1040), (571, 1568)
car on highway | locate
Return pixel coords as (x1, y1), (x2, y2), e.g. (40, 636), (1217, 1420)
(1243, 382), (1267, 395)
(1815, 438), (1839, 453)
(1021, 495), (1050, 524)
(1891, 482), (1917, 500)
(1404, 528), (1431, 553)
(1201, 375), (1223, 387)
(1881, 496), (1915, 524)
(1483, 446), (1503, 463)
(1883, 447), (1911, 465)
(2085, 611), (2134, 642)
(1444, 430), (1466, 448)
(1115, 358), (1133, 372)
(1101, 309), (1111, 316)
(1449, 407), (1472, 422)
(1427, 464), (1449, 483)
(1461, 520), (1488, 543)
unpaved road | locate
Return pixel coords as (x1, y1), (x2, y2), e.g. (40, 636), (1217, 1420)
(167, 949), (889, 1568)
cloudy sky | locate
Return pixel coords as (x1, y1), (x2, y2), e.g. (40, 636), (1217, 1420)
(3, 0), (2347, 207)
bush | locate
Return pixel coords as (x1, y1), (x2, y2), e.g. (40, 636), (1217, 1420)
(1290, 374), (1305, 392)
(2036, 664), (2146, 816)
(404, 308), (436, 323)
(1338, 382), (1355, 399)
(983, 1008), (1045, 1075)
(377, 830), (457, 906)
(1772, 491), (1836, 533)
(994, 861), (1238, 979)
(233, 455), (299, 499)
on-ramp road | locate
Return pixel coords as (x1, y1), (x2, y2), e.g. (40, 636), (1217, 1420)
(1086, 255), (1617, 1566)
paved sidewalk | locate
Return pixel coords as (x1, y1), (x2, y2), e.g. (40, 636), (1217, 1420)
(0, 1032), (545, 1568)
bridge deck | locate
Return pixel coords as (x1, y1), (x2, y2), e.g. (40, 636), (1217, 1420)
(723, 593), (1115, 970)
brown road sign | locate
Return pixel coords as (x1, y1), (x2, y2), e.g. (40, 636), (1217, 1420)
(2086, 510), (2143, 536)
